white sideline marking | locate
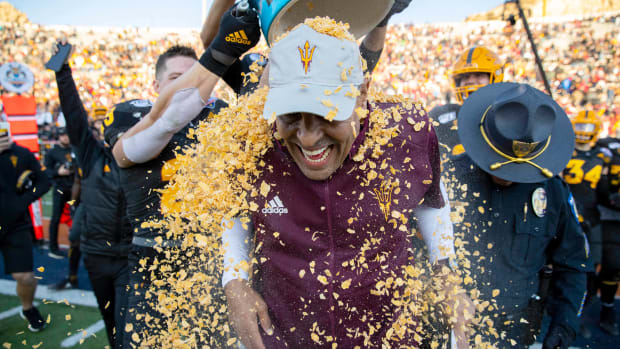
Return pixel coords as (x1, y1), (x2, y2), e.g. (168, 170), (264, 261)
(60, 320), (105, 347)
(0, 279), (97, 307)
(0, 301), (40, 320)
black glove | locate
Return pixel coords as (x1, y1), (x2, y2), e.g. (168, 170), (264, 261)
(542, 325), (575, 349)
(609, 192), (620, 209)
(199, 4), (260, 77)
(377, 0), (413, 27)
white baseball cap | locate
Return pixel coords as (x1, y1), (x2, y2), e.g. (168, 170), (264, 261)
(263, 24), (364, 122)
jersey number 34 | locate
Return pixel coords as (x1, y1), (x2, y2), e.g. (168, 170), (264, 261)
(564, 159), (602, 189)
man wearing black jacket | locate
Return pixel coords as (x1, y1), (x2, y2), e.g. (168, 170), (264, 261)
(0, 123), (51, 332)
(52, 39), (133, 348)
(44, 127), (74, 258)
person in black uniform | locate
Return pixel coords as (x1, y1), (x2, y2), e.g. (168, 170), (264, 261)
(44, 127), (75, 258)
(429, 46), (504, 161)
(49, 170), (82, 290)
(107, 17), (256, 343)
(48, 38), (134, 348)
(595, 125), (620, 336)
(452, 83), (591, 348)
(561, 109), (611, 337)
(0, 124), (52, 332)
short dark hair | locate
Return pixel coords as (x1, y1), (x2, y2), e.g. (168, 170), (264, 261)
(155, 45), (198, 80)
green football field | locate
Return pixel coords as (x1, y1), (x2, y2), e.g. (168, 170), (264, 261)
(0, 295), (108, 349)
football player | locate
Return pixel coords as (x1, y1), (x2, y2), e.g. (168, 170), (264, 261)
(594, 119), (620, 336)
(429, 46), (504, 159)
(563, 110), (613, 336)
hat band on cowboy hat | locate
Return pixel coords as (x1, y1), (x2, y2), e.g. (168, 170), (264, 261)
(457, 82), (574, 183)
(478, 104), (553, 178)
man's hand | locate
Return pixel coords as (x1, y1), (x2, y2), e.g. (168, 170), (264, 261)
(200, 0), (236, 49)
(224, 279), (272, 349)
(449, 292), (475, 349)
(377, 0), (413, 27)
(543, 325), (575, 349)
(433, 264), (474, 349)
(51, 37), (75, 64)
(199, 4), (261, 77)
(57, 164), (72, 176)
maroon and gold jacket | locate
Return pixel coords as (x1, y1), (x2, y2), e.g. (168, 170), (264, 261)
(252, 101), (444, 348)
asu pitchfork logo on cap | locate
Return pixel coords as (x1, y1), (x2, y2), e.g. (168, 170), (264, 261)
(298, 41), (316, 74)
(225, 30), (252, 45)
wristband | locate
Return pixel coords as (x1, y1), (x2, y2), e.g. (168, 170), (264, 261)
(359, 42), (383, 73)
(199, 48), (236, 78)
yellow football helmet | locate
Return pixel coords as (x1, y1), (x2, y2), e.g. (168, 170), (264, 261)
(572, 110), (601, 144)
(451, 46), (504, 103)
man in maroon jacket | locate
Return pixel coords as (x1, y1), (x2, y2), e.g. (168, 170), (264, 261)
(221, 21), (469, 349)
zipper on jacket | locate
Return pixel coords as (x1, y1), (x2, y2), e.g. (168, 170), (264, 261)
(324, 180), (336, 343)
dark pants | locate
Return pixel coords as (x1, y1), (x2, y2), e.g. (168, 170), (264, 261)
(48, 187), (71, 251)
(83, 253), (129, 348)
(123, 245), (164, 348)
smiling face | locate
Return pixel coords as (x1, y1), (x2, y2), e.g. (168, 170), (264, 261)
(275, 88), (366, 180)
(276, 111), (360, 180)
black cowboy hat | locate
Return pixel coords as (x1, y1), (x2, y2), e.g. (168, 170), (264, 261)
(457, 82), (574, 183)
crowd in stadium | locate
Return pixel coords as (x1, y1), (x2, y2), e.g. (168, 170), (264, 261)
(1, 13), (618, 139)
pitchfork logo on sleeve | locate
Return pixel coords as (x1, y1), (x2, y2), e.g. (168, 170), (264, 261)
(262, 195), (289, 214)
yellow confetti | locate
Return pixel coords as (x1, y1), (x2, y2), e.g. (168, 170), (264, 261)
(325, 109), (338, 121)
(260, 181), (271, 197)
(341, 279), (351, 289)
(268, 112), (277, 124)
(321, 99), (334, 108)
(227, 338), (237, 346)
(492, 289), (500, 297)
(125, 323), (133, 332)
(36, 266), (44, 273)
(317, 275), (328, 285)
(299, 269), (306, 278)
(65, 314), (71, 321)
(104, 301), (110, 309)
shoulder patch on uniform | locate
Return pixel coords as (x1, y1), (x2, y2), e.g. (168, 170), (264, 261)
(438, 112), (457, 124)
(607, 142), (620, 150)
(129, 99), (153, 108)
(600, 147), (613, 158)
(204, 97), (217, 109)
